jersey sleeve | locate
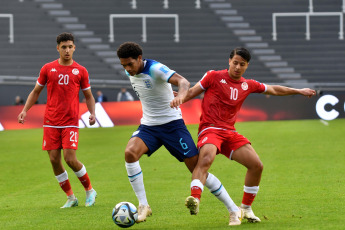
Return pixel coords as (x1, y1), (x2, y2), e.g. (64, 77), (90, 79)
(249, 79), (267, 93)
(80, 67), (91, 91)
(150, 63), (176, 82)
(199, 70), (214, 90)
(37, 64), (48, 86)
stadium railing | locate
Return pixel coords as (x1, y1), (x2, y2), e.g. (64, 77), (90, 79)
(0, 14), (14, 43)
(109, 14), (180, 43)
(272, 0), (345, 40)
(272, 12), (344, 40)
(130, 0), (201, 9)
(0, 75), (131, 89)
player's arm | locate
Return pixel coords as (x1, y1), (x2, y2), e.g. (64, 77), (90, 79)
(264, 85), (316, 98)
(183, 82), (204, 103)
(169, 73), (190, 109)
(17, 83), (44, 124)
(82, 88), (96, 125)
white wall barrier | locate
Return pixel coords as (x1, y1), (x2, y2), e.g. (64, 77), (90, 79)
(0, 14), (14, 43)
(272, 0), (345, 40)
(130, 0), (201, 9)
(109, 14), (179, 43)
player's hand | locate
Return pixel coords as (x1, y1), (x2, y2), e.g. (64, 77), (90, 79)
(89, 114), (96, 125)
(17, 111), (26, 124)
(300, 88), (316, 98)
(170, 95), (183, 109)
(172, 91), (178, 97)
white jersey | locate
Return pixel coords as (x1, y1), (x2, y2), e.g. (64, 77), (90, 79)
(126, 59), (182, 126)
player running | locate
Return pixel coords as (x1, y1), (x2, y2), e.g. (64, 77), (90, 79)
(17, 32), (97, 208)
(117, 42), (243, 225)
(183, 47), (316, 223)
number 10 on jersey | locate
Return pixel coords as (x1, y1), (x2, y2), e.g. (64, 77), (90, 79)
(229, 87), (238, 100)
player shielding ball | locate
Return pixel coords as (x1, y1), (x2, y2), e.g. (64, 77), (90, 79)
(183, 47), (316, 224)
(17, 32), (97, 208)
(117, 42), (243, 225)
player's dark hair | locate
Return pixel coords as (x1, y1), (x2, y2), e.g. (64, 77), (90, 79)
(56, 32), (74, 44)
(230, 47), (251, 63)
(117, 42), (143, 59)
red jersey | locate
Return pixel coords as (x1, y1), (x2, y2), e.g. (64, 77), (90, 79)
(37, 60), (91, 127)
(198, 69), (266, 132)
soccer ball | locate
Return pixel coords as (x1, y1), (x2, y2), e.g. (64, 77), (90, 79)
(112, 202), (138, 228)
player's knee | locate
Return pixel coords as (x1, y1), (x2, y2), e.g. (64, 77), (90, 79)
(199, 154), (214, 170)
(254, 160), (264, 174)
(125, 147), (140, 162)
(64, 155), (77, 168)
(49, 155), (60, 165)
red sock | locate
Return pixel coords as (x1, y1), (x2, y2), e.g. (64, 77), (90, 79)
(59, 179), (73, 196)
(242, 192), (256, 206)
(78, 172), (92, 191)
(191, 186), (202, 200)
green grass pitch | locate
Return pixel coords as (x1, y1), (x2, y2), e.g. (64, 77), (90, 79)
(1, 119), (344, 229)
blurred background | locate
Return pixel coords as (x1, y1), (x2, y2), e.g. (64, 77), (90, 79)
(0, 0), (344, 121)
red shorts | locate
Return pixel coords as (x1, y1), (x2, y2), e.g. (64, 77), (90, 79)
(197, 128), (250, 160)
(43, 127), (79, 150)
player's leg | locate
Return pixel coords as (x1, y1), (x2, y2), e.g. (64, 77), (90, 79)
(62, 148), (96, 207)
(231, 144), (263, 222)
(185, 144), (217, 215)
(180, 128), (240, 222)
(44, 127), (77, 208)
(62, 128), (97, 207)
(125, 136), (153, 223)
(48, 149), (78, 208)
(205, 172), (243, 225)
(192, 144), (217, 195)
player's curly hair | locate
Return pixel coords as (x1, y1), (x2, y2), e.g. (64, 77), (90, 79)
(56, 32), (74, 44)
(117, 42), (143, 59)
(230, 47), (251, 63)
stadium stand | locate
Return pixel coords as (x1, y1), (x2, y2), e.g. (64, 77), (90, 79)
(0, 0), (344, 105)
(230, 0), (345, 89)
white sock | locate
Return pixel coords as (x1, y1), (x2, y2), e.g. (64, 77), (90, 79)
(243, 185), (259, 194)
(67, 194), (76, 200)
(191, 179), (204, 191)
(125, 161), (148, 206)
(205, 173), (239, 212)
(55, 170), (68, 183)
(74, 164), (86, 177)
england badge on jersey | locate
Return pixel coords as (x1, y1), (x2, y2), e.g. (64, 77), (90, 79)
(143, 79), (153, 89)
(72, 68), (79, 75)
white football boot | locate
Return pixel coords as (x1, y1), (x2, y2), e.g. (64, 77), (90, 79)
(61, 195), (78, 208)
(136, 204), (152, 223)
(242, 206), (261, 223)
(229, 207), (243, 226)
(85, 188), (97, 207)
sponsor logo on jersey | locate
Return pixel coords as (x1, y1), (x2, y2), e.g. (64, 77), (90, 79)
(241, 82), (248, 90)
(50, 68), (57, 72)
(159, 65), (170, 74)
(71, 143), (76, 147)
(72, 68), (79, 75)
(220, 79), (227, 84)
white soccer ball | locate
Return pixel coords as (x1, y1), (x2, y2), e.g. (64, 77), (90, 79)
(112, 202), (138, 228)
